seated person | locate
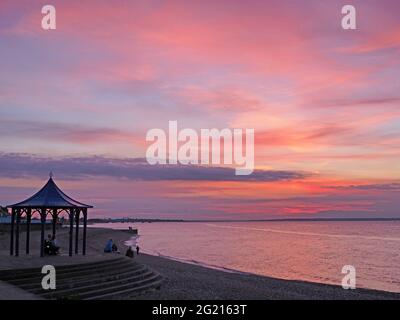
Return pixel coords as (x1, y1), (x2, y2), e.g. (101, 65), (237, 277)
(104, 239), (113, 253)
(112, 243), (120, 254)
(44, 234), (60, 255)
(44, 235), (52, 255)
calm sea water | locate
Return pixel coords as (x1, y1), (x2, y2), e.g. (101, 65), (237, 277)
(92, 221), (400, 293)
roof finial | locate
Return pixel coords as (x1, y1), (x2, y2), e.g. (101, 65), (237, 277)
(49, 171), (54, 178)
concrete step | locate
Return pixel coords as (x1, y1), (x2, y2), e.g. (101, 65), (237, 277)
(0, 257), (126, 275)
(87, 278), (163, 300)
(0, 257), (162, 300)
(40, 270), (156, 298)
(5, 259), (138, 285)
(0, 257), (127, 281)
(19, 264), (147, 292)
(76, 273), (162, 300)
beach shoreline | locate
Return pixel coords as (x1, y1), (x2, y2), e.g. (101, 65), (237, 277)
(1, 227), (399, 300)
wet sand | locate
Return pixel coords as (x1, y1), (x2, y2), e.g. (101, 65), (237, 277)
(1, 227), (399, 300)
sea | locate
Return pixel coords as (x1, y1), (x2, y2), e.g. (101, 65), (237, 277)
(91, 221), (400, 293)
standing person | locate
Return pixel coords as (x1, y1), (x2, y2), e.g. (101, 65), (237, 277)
(125, 246), (134, 258)
(136, 245), (140, 255)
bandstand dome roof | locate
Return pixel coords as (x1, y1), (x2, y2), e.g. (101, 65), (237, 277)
(7, 176), (93, 209)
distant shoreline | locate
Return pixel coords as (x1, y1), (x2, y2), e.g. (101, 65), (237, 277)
(89, 217), (400, 224)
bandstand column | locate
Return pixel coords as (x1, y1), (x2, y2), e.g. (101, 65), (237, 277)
(69, 208), (74, 257)
(52, 208), (57, 238)
(40, 208), (46, 257)
(15, 208), (21, 257)
(75, 208), (80, 254)
(82, 208), (88, 255)
(26, 208), (32, 255)
(10, 208), (16, 256)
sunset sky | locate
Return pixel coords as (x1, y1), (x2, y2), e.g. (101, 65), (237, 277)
(0, 0), (399, 219)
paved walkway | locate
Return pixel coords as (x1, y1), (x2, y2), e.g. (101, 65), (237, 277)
(0, 281), (42, 300)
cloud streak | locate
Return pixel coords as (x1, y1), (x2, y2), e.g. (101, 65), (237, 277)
(0, 153), (308, 182)
(328, 183), (400, 191)
(0, 118), (141, 145)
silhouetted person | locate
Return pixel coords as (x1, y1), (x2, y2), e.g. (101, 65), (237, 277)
(104, 239), (113, 253)
(44, 234), (52, 255)
(125, 246), (134, 258)
(44, 234), (59, 255)
(136, 245), (140, 255)
(112, 243), (118, 253)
